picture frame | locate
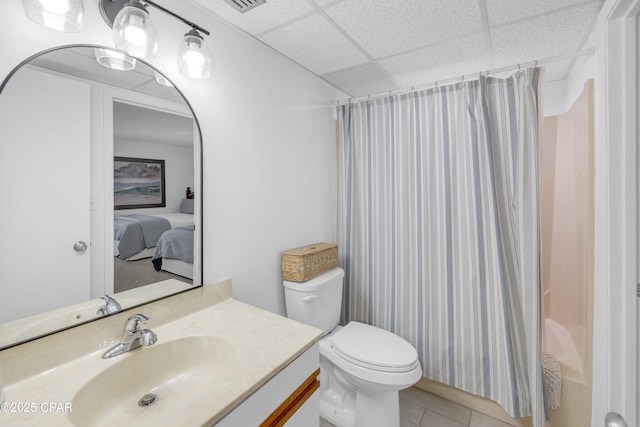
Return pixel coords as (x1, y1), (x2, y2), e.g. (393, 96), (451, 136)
(114, 156), (166, 209)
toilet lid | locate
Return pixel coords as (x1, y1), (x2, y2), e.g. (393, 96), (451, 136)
(330, 322), (419, 373)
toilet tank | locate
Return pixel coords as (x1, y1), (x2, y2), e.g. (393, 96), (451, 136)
(283, 267), (344, 334)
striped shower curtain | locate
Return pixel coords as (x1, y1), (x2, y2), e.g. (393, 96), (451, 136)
(336, 68), (544, 425)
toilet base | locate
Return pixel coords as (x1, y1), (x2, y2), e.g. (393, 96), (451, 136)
(319, 354), (402, 427)
(320, 387), (400, 427)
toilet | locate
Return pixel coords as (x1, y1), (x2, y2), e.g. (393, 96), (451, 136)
(283, 267), (422, 427)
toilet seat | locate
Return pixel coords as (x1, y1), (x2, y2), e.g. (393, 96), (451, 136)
(329, 322), (419, 373)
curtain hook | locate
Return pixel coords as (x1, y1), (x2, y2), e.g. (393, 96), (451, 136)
(518, 63), (521, 71)
(534, 59), (538, 68)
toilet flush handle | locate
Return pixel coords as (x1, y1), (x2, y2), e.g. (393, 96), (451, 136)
(302, 295), (318, 302)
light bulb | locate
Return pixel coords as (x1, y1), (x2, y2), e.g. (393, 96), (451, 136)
(185, 50), (204, 72)
(22, 0), (83, 32)
(112, 0), (157, 59)
(123, 14), (147, 46)
(39, 0), (69, 14)
(178, 29), (212, 79)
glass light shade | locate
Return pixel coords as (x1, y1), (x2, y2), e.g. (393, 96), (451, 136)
(178, 30), (212, 79)
(22, 0), (84, 32)
(154, 71), (174, 87)
(94, 48), (136, 71)
(112, 0), (158, 59)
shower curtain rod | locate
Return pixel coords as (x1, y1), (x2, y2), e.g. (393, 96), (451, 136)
(336, 47), (595, 106)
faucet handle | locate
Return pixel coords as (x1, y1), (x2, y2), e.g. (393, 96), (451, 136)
(125, 314), (149, 333)
(140, 329), (158, 346)
(96, 295), (122, 316)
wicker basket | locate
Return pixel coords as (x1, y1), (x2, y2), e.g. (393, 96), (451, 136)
(282, 243), (338, 282)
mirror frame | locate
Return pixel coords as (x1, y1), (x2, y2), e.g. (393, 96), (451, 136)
(0, 44), (204, 350)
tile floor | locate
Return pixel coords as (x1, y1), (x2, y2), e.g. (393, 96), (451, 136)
(319, 387), (516, 427)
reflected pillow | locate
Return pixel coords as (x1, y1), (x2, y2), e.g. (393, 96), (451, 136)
(179, 198), (194, 214)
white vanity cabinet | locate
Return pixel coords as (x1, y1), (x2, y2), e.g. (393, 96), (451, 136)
(214, 343), (320, 427)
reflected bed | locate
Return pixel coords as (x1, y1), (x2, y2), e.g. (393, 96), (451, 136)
(114, 198), (195, 260)
(152, 226), (194, 279)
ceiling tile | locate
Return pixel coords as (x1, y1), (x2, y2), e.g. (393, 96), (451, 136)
(192, 0), (314, 35)
(324, 0), (483, 58)
(490, 2), (602, 68)
(485, 0), (602, 26)
(260, 14), (370, 75)
(114, 102), (193, 146)
(322, 63), (400, 97)
(134, 80), (188, 104)
(379, 33), (492, 88)
(29, 49), (155, 90)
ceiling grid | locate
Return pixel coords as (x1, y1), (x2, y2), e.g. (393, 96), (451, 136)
(193, 0), (605, 96)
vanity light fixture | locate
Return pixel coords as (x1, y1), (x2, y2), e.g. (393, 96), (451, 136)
(94, 47), (137, 71)
(178, 29), (213, 79)
(99, 0), (212, 78)
(22, 0), (84, 33)
(112, 0), (158, 59)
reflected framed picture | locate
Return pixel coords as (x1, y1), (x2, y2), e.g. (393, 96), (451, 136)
(114, 157), (166, 209)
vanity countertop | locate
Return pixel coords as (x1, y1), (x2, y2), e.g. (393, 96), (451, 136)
(0, 279), (323, 427)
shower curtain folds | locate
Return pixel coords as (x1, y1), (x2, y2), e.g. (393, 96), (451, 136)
(336, 68), (544, 426)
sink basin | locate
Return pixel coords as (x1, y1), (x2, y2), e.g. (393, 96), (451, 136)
(69, 336), (238, 427)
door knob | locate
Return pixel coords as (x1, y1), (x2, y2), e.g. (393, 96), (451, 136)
(606, 412), (629, 427)
(73, 241), (88, 252)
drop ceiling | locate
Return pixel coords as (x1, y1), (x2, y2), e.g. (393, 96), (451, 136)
(29, 48), (186, 105)
(194, 0), (605, 97)
(28, 47), (194, 146)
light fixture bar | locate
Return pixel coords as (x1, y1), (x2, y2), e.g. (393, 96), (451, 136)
(141, 0), (210, 36)
(101, 0), (209, 36)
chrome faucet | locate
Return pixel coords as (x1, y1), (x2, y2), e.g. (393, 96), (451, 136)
(102, 314), (157, 359)
(96, 295), (122, 316)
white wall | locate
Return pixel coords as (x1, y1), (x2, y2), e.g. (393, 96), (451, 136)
(543, 52), (595, 117)
(0, 1), (345, 315)
(114, 138), (194, 215)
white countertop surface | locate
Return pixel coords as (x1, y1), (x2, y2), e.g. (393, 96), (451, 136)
(0, 279), (322, 427)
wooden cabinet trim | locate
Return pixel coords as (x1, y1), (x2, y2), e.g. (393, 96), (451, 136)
(260, 368), (320, 427)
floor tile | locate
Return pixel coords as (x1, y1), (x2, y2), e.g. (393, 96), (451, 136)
(401, 419), (421, 427)
(401, 387), (472, 425)
(420, 408), (468, 427)
(319, 387), (519, 427)
(469, 410), (516, 427)
(400, 396), (427, 425)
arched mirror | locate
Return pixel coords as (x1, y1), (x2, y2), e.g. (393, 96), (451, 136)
(0, 45), (203, 349)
